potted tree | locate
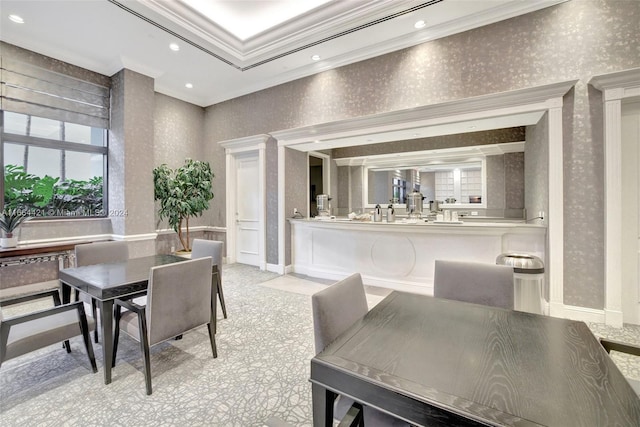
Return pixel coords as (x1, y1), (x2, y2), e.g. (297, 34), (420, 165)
(153, 159), (214, 252)
(0, 209), (29, 248)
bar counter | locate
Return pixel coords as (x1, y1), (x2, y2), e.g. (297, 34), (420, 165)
(289, 217), (546, 295)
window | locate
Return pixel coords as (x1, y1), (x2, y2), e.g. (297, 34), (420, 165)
(1, 111), (108, 217)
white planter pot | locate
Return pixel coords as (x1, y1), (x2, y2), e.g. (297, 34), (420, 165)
(1, 236), (18, 248)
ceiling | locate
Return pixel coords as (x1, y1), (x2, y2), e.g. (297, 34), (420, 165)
(0, 0), (566, 108)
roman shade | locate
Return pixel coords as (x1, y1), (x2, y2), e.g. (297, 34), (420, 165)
(0, 48), (110, 128)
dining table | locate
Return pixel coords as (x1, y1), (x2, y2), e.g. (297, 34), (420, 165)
(310, 291), (640, 426)
(58, 254), (196, 384)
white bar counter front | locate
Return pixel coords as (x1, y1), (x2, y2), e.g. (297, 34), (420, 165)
(289, 218), (546, 295)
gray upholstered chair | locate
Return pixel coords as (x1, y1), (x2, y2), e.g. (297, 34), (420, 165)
(600, 338), (640, 395)
(0, 289), (98, 373)
(191, 239), (227, 325)
(433, 260), (515, 310)
(112, 257), (217, 395)
(75, 240), (130, 342)
(312, 273), (409, 427)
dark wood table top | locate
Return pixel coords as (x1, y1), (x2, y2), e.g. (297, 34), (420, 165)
(58, 254), (186, 300)
(311, 291), (640, 426)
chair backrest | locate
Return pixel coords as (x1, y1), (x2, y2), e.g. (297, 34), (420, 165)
(433, 260), (514, 309)
(191, 239), (223, 268)
(75, 241), (129, 267)
(311, 273), (369, 354)
(146, 257), (212, 346)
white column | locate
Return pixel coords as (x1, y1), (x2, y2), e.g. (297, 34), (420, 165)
(548, 105), (565, 318)
(604, 94), (624, 327)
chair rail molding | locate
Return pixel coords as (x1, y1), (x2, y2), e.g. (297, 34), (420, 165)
(272, 80), (577, 317)
(219, 134), (269, 269)
(590, 67), (640, 327)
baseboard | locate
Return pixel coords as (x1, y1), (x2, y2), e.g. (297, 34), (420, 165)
(604, 309), (624, 328)
(266, 263), (285, 274)
(561, 304), (605, 324)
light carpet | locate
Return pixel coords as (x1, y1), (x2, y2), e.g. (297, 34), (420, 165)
(2, 264), (640, 426)
(1, 264), (314, 426)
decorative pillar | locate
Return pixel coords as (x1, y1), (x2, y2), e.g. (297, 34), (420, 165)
(109, 69), (157, 256)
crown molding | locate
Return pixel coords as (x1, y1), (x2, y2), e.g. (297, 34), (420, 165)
(219, 134), (271, 153)
(589, 67), (640, 101)
(272, 80), (577, 149)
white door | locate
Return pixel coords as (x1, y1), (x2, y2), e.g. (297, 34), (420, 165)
(235, 152), (260, 266)
(622, 100), (640, 324)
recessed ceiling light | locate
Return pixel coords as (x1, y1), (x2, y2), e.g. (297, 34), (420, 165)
(185, 83), (193, 89)
(311, 54), (321, 61)
(169, 43), (180, 51)
(9, 14), (24, 24)
(414, 20), (426, 29)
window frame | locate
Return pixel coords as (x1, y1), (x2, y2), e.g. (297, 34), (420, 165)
(0, 110), (109, 218)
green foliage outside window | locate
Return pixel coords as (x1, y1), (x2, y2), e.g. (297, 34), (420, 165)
(3, 164), (104, 216)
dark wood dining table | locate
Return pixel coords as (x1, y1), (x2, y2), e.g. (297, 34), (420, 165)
(58, 254), (192, 384)
(310, 291), (640, 426)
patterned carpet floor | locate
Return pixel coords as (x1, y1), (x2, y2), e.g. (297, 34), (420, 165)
(0, 264), (314, 426)
(2, 264), (640, 426)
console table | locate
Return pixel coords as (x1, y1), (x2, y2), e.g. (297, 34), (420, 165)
(0, 241), (94, 298)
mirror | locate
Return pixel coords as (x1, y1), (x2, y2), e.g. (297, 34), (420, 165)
(366, 159), (486, 208)
(353, 141), (525, 210)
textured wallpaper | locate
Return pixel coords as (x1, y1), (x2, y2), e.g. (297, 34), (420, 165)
(284, 148), (308, 265)
(505, 153), (525, 210)
(153, 93), (207, 231)
(486, 156), (506, 210)
(109, 69), (155, 237)
(204, 0), (639, 309)
(265, 138), (279, 265)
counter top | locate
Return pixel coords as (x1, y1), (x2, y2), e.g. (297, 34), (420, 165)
(289, 217), (544, 229)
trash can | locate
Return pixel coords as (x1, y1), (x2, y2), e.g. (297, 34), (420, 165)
(496, 253), (545, 315)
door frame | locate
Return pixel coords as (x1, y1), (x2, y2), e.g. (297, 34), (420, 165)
(220, 134), (269, 270)
(590, 68), (640, 327)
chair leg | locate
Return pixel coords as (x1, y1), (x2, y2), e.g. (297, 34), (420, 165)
(78, 304), (98, 373)
(92, 299), (99, 343)
(53, 292), (72, 352)
(138, 313), (152, 395)
(112, 305), (122, 368)
(215, 273), (227, 319)
(207, 322), (218, 358)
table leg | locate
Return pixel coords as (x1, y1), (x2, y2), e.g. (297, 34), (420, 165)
(99, 299), (114, 384)
(312, 383), (336, 427)
(60, 281), (72, 351)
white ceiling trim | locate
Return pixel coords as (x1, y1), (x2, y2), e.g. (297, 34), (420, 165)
(134, 0), (396, 64)
(127, 0), (567, 68)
